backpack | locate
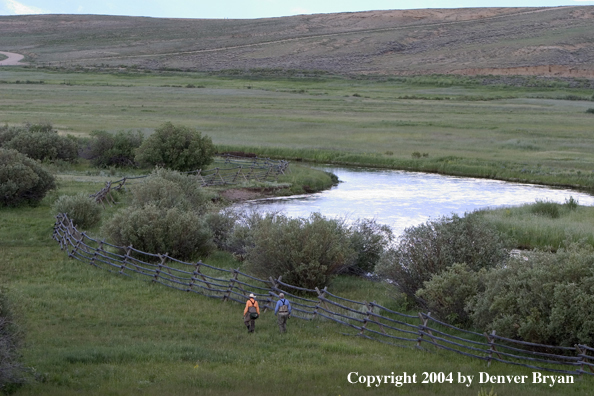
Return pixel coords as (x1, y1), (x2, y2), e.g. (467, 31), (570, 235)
(278, 299), (289, 317)
(247, 299), (259, 319)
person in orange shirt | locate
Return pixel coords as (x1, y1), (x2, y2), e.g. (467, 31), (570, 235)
(243, 293), (260, 333)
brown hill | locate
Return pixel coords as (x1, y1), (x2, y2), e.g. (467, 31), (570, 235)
(1, 6), (593, 77)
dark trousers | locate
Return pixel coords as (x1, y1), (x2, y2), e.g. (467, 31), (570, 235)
(277, 314), (288, 333)
(244, 314), (255, 332)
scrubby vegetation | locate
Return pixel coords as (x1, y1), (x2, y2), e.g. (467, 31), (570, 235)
(0, 148), (56, 207)
(0, 123), (78, 163)
(87, 130), (143, 168)
(102, 169), (215, 259)
(135, 122), (215, 171)
(468, 242), (594, 346)
(376, 213), (511, 303)
(243, 212), (356, 289)
(52, 193), (102, 229)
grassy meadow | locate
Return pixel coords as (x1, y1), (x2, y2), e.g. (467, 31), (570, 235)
(2, 186), (593, 396)
(1, 68), (594, 188)
(2, 67), (594, 395)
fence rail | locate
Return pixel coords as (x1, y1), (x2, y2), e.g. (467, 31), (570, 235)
(90, 155), (289, 205)
(53, 213), (594, 377)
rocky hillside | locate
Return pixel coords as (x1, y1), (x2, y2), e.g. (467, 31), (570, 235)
(1, 6), (593, 77)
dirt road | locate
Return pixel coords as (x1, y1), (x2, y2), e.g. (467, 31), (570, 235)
(0, 51), (26, 66)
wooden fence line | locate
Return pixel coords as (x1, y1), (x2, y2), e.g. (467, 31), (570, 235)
(90, 155), (288, 205)
(53, 213), (594, 377)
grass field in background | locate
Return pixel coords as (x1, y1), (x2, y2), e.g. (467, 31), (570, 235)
(1, 69), (594, 188)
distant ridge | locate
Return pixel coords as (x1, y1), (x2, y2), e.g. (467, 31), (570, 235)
(1, 6), (593, 77)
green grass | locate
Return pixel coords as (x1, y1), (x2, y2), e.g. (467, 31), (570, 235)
(2, 69), (594, 189)
(477, 201), (594, 251)
(2, 196), (593, 395)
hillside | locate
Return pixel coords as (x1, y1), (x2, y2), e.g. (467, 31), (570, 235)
(1, 7), (594, 77)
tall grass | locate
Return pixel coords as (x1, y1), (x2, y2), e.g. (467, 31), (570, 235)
(477, 200), (594, 250)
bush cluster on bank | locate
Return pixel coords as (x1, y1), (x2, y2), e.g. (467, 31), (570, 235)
(378, 209), (594, 346)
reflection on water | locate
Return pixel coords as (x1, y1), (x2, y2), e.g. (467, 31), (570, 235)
(235, 166), (594, 237)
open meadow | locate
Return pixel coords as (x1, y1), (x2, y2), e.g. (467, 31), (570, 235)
(2, 63), (594, 396)
(1, 68), (594, 189)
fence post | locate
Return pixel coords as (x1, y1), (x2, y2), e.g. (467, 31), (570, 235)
(119, 245), (132, 275)
(68, 230), (85, 259)
(223, 268), (240, 302)
(313, 286), (328, 320)
(232, 167), (243, 183)
(267, 276), (282, 313)
(417, 312), (427, 348)
(575, 345), (593, 375)
(192, 260), (211, 289)
(89, 240), (104, 267)
(153, 254), (167, 283)
(485, 330), (502, 367)
(369, 302), (387, 334)
(359, 301), (371, 336)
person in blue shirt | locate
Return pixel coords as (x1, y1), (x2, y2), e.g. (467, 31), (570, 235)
(274, 293), (292, 333)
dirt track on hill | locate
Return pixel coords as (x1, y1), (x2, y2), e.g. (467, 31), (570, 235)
(0, 51), (26, 65)
(1, 7), (593, 76)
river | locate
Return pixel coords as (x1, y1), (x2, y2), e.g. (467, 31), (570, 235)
(235, 166), (594, 237)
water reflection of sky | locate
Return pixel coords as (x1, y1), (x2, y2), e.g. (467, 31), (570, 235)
(236, 166), (594, 237)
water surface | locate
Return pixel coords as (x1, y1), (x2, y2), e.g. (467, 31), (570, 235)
(236, 166), (594, 237)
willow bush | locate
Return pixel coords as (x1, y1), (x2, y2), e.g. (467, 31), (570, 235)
(376, 213), (511, 304)
(468, 242), (594, 346)
(52, 193), (102, 229)
(102, 204), (214, 260)
(0, 148), (56, 207)
(130, 168), (212, 213)
(135, 122), (215, 171)
(245, 212), (356, 289)
(1, 123), (78, 162)
(88, 130), (143, 168)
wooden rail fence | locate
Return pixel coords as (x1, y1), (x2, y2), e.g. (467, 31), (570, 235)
(90, 155), (289, 205)
(53, 213), (594, 377)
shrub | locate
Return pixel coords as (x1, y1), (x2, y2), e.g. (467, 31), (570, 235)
(564, 196), (579, 211)
(88, 130), (143, 167)
(585, 108), (594, 114)
(245, 212), (356, 289)
(0, 125), (21, 146)
(346, 218), (393, 274)
(224, 211), (268, 259)
(0, 148), (56, 207)
(468, 243), (594, 346)
(102, 204), (214, 260)
(52, 193), (102, 229)
(0, 287), (27, 392)
(530, 199), (560, 218)
(415, 263), (484, 327)
(204, 208), (239, 250)
(3, 123), (78, 162)
(376, 213), (510, 303)
(131, 168), (211, 213)
(135, 122), (215, 171)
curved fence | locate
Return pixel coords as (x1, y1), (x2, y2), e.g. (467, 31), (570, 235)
(53, 213), (594, 377)
(90, 154), (290, 205)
